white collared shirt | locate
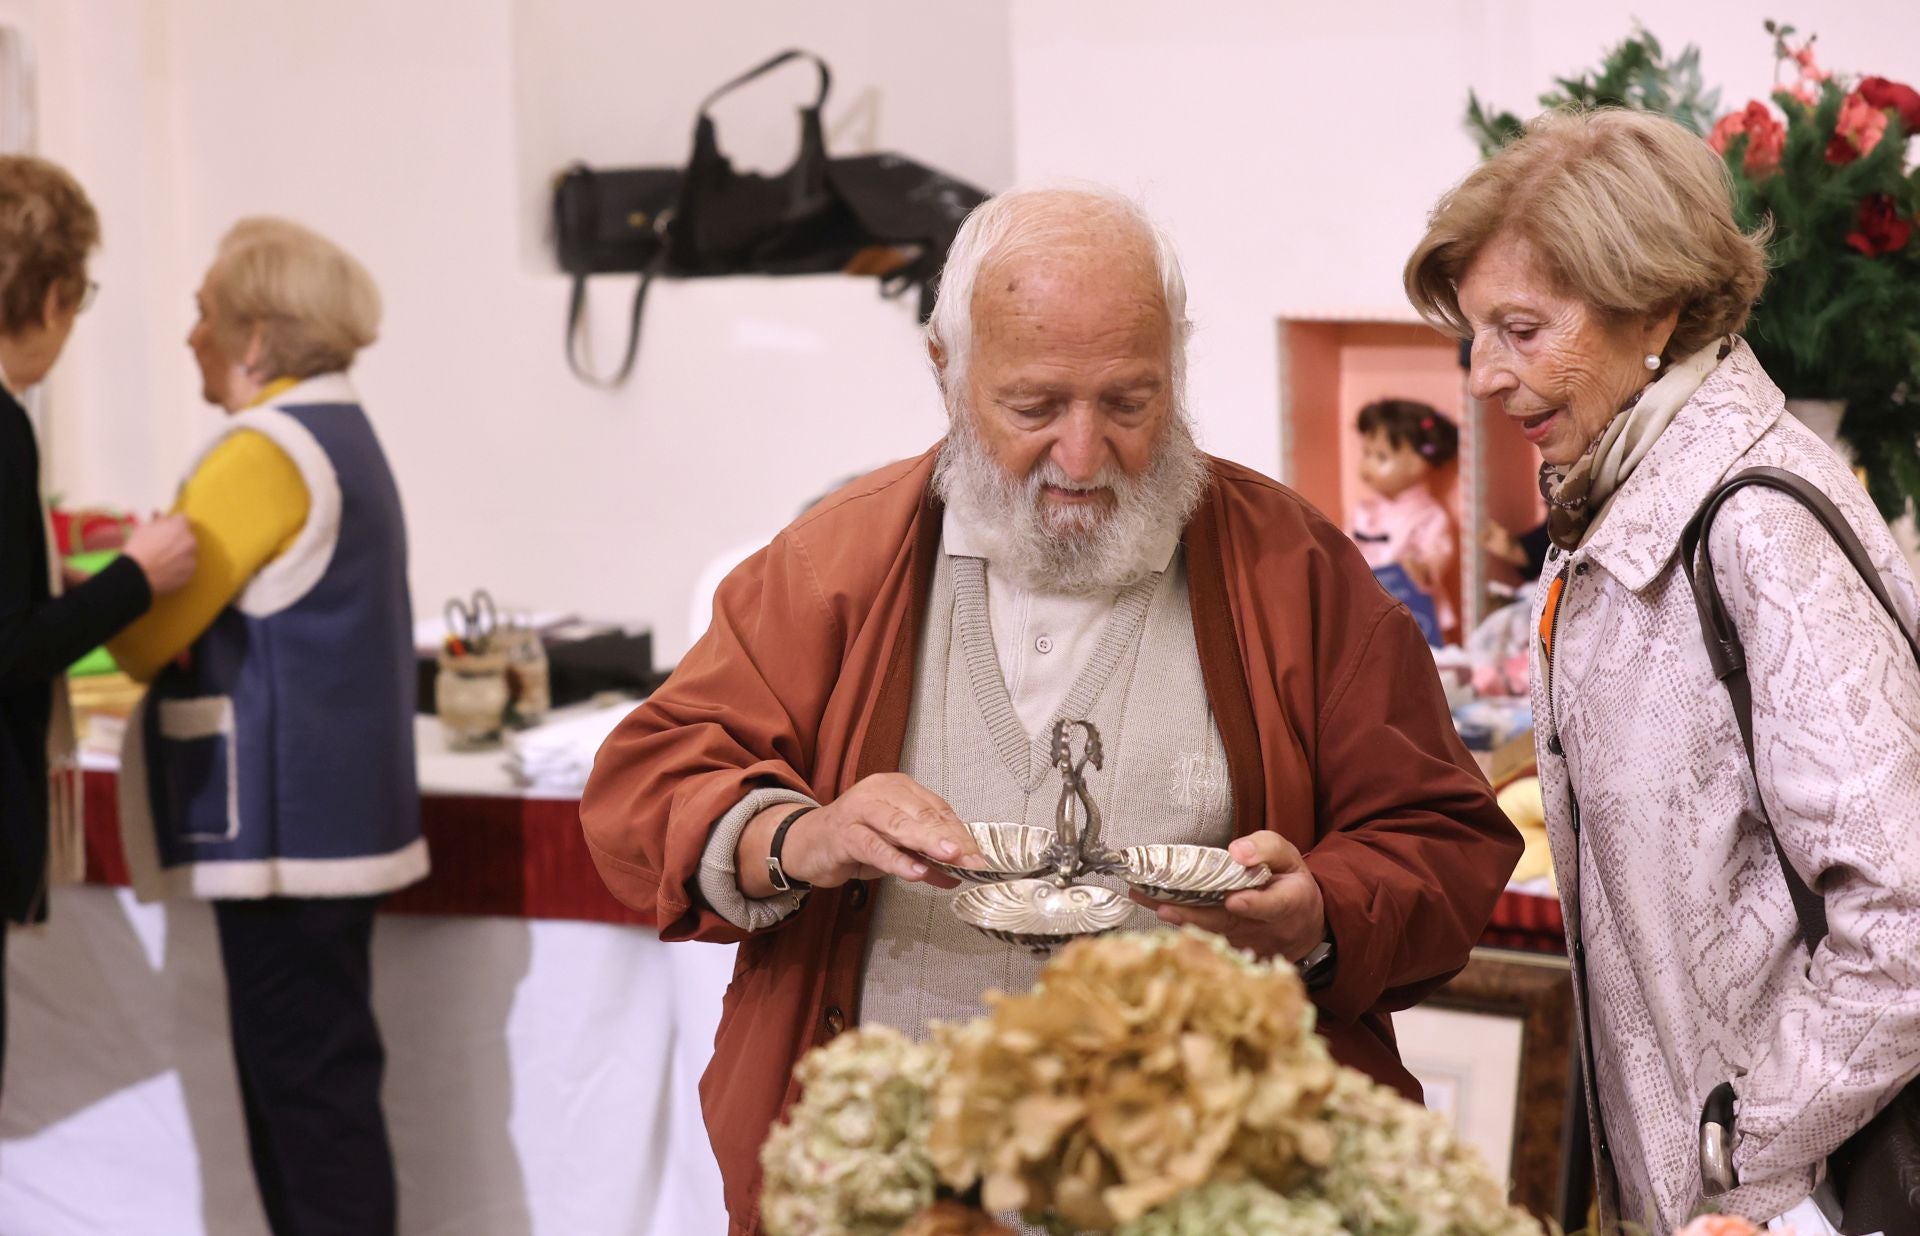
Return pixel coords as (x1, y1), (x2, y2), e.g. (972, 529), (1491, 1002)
(941, 508), (1180, 736)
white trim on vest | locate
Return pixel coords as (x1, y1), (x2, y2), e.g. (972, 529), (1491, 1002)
(177, 372), (356, 618)
(159, 837), (431, 901)
(116, 697), (432, 901)
(155, 695), (240, 842)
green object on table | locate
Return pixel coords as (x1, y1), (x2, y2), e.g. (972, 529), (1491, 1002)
(65, 550), (122, 678)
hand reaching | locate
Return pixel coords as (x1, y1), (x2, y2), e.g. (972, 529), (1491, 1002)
(122, 514), (198, 595)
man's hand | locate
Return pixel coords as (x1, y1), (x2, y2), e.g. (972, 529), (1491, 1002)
(736, 774), (983, 898)
(1129, 831), (1327, 962)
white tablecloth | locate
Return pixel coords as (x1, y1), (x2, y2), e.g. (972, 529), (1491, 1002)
(2, 709), (734, 1235)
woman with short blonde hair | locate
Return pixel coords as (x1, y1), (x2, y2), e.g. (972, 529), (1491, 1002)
(113, 215), (421, 1235)
(1407, 108), (1920, 1231)
(194, 216), (381, 400)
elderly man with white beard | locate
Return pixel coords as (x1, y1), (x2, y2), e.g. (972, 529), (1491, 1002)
(580, 186), (1521, 1236)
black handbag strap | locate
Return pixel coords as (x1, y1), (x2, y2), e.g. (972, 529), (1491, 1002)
(565, 263), (658, 389)
(1679, 465), (1920, 950)
(697, 48), (830, 116)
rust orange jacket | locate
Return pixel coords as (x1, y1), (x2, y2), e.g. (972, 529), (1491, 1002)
(580, 448), (1521, 1235)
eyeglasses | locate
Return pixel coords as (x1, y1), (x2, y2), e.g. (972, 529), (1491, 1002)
(77, 279), (99, 314)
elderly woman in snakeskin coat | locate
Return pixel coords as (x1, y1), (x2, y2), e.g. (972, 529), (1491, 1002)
(1404, 109), (1920, 1231)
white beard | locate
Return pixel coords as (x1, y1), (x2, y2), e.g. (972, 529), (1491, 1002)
(933, 407), (1210, 596)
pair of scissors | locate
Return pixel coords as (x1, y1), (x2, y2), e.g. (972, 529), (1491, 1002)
(445, 589), (498, 655)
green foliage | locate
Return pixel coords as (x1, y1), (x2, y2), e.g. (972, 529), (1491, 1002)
(1464, 25), (1720, 157)
(1722, 80), (1920, 518)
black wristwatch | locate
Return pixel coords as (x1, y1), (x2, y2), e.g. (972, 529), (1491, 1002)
(765, 805), (817, 894)
(1299, 935), (1337, 992)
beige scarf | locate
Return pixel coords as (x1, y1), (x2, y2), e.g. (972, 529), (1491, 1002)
(1540, 338), (1730, 550)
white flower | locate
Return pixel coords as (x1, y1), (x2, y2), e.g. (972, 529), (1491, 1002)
(1116, 1179), (1348, 1236)
(759, 1026), (944, 1236)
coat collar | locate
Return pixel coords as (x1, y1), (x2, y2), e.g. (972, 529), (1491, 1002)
(269, 370), (358, 408)
(1578, 337), (1786, 593)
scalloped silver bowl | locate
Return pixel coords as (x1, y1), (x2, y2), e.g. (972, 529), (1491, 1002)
(1121, 844), (1270, 907)
(924, 821), (1056, 883)
(951, 879), (1132, 953)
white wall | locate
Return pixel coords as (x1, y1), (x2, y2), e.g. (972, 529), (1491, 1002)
(23, 1), (1920, 658)
(30, 0), (1013, 660)
(1009, 0), (1920, 479)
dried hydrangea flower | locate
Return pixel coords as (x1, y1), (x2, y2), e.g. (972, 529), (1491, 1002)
(1307, 1068), (1540, 1236)
(929, 928), (1338, 1230)
(1114, 1179), (1348, 1236)
(759, 1025), (943, 1236)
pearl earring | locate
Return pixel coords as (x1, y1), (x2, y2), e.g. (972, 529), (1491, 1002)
(1644, 354), (1661, 371)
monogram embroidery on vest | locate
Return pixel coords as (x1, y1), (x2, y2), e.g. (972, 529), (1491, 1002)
(1168, 749), (1228, 814)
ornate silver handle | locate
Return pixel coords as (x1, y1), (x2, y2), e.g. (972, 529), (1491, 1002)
(1698, 1081), (1738, 1197)
(1047, 720), (1121, 880)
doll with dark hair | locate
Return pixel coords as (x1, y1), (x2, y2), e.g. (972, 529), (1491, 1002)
(1350, 399), (1459, 636)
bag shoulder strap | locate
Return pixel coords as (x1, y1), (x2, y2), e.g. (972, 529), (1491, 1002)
(565, 263), (658, 389)
(1678, 465), (1920, 950)
(697, 49), (830, 116)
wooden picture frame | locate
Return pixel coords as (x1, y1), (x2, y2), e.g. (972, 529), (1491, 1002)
(1403, 947), (1584, 1225)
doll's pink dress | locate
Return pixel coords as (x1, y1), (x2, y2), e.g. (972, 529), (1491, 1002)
(1351, 486), (1456, 632)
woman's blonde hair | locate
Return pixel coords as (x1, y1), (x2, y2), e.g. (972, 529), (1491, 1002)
(1405, 108), (1769, 359)
(0, 156), (99, 335)
(207, 217), (380, 378)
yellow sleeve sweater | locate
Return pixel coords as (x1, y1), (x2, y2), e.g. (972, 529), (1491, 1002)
(107, 430), (311, 682)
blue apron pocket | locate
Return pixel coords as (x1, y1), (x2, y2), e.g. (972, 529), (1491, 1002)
(155, 696), (240, 843)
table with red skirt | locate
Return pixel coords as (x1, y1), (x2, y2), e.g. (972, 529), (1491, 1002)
(0, 714), (734, 1236)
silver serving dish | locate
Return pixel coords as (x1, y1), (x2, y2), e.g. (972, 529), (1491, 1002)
(1121, 844), (1270, 906)
(925, 821), (1056, 883)
(950, 879), (1132, 953)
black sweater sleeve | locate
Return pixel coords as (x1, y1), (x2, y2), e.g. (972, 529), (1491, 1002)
(0, 550), (152, 686)
(0, 398), (154, 685)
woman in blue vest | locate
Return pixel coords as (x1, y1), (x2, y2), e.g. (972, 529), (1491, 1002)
(111, 217), (425, 1236)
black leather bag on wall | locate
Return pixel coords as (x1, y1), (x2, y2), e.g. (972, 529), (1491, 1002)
(551, 49), (987, 388)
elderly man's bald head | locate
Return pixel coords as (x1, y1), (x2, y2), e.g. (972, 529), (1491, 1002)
(927, 186), (1190, 399)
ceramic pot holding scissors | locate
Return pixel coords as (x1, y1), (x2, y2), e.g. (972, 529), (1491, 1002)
(437, 589), (508, 747)
(437, 648), (510, 749)
(444, 589), (498, 656)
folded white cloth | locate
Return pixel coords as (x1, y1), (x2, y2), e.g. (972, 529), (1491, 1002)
(504, 701), (638, 793)
(1768, 1182), (1861, 1236)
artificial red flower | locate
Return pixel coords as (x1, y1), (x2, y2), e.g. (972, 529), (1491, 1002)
(1846, 194), (1914, 257)
(1859, 76), (1920, 134)
(1676, 1217), (1762, 1236)
(1709, 101), (1787, 179)
(1828, 90), (1889, 164)
(1791, 42), (1829, 83)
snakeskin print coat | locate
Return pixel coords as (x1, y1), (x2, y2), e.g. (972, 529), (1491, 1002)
(1529, 338), (1920, 1228)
